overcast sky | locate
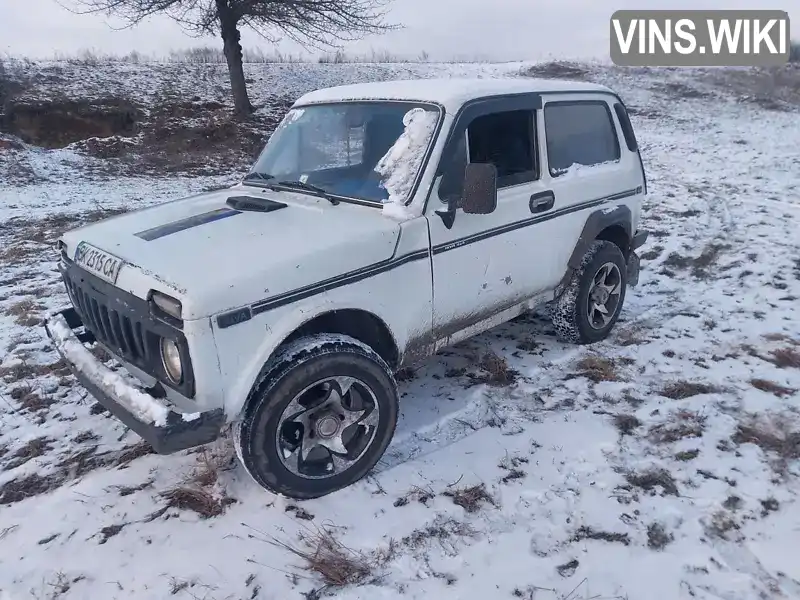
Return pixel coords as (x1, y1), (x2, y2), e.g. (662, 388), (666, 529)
(0, 0), (796, 61)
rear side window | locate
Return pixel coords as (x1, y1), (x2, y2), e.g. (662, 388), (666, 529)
(544, 101), (620, 176)
(613, 102), (638, 152)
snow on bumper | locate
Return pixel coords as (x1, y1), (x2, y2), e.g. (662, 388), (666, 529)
(45, 308), (225, 454)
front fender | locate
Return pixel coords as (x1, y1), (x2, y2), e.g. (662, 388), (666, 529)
(212, 295), (401, 422)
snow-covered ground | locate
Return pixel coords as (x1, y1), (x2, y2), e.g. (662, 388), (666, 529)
(1, 60), (799, 600)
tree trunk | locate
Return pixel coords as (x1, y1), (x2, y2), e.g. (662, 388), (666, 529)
(216, 0), (252, 116)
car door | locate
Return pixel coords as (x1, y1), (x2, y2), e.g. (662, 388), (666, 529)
(538, 95), (641, 277)
(425, 95), (553, 347)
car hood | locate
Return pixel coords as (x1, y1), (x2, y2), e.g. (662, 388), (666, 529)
(59, 186), (401, 319)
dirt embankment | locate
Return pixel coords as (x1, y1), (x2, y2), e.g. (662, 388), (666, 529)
(0, 62), (293, 177)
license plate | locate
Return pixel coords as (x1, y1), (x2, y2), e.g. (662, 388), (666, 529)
(74, 242), (124, 284)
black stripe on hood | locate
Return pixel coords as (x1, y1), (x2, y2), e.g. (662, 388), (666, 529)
(135, 207), (242, 241)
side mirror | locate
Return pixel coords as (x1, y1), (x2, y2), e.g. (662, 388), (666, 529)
(462, 162), (497, 215)
(434, 162), (497, 229)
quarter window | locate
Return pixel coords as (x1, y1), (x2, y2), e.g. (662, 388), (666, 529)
(544, 101), (620, 176)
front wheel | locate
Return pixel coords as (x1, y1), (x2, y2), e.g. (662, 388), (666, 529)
(235, 334), (398, 499)
(551, 240), (628, 344)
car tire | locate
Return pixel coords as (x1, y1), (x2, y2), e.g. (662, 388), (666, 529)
(235, 334), (398, 499)
(551, 240), (628, 344)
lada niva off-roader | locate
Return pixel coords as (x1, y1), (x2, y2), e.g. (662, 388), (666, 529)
(45, 78), (648, 499)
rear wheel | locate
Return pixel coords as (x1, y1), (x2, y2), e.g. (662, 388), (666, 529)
(235, 334), (398, 499)
(552, 240), (628, 344)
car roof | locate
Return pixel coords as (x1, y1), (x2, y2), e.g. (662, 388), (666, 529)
(293, 77), (615, 112)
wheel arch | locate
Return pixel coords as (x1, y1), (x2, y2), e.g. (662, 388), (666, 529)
(228, 307), (400, 422)
(567, 205), (633, 270)
(281, 309), (400, 369)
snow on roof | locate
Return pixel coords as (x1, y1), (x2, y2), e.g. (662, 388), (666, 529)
(293, 77), (615, 111)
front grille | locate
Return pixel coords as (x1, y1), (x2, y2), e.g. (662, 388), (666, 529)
(59, 255), (195, 398)
(64, 274), (151, 364)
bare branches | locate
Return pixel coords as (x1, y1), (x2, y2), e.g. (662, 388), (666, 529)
(235, 0), (397, 48)
(65, 0), (400, 115)
(65, 0), (397, 43)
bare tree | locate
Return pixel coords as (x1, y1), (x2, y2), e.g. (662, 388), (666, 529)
(67, 0), (397, 115)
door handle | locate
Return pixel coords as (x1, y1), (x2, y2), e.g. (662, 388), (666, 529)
(529, 191), (555, 213)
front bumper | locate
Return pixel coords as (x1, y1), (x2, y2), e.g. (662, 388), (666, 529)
(45, 308), (225, 454)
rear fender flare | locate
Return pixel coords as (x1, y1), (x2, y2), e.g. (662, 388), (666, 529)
(567, 205), (633, 270)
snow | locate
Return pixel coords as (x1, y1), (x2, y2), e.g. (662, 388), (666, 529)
(376, 107), (439, 221)
(552, 160), (622, 180)
(294, 77), (613, 113)
(47, 313), (170, 427)
(1, 59), (800, 600)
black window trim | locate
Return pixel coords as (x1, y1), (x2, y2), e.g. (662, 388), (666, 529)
(419, 90), (646, 215)
(613, 101), (638, 152)
(542, 99), (622, 178)
(434, 93), (542, 202)
(466, 108), (539, 192)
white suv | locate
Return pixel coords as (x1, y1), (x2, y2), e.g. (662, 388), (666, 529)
(45, 78), (648, 499)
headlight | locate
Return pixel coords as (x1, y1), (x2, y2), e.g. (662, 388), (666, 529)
(151, 291), (182, 320)
(160, 338), (183, 383)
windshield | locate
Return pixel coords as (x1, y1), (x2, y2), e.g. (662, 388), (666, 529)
(247, 102), (440, 205)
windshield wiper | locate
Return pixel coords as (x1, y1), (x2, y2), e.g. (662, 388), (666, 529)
(243, 172), (275, 183)
(271, 180), (340, 205)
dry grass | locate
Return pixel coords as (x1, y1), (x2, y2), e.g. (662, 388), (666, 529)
(574, 355), (620, 383)
(675, 449), (700, 462)
(614, 413), (642, 436)
(646, 522), (674, 550)
(160, 486), (233, 519)
(2, 437), (53, 471)
(525, 61), (591, 80)
(269, 526), (375, 588)
(97, 523), (126, 544)
(662, 252), (693, 270)
(660, 381), (720, 400)
(768, 347), (800, 369)
(732, 416), (800, 474)
(5, 298), (46, 326)
(691, 243), (729, 278)
(704, 510), (740, 540)
(115, 480), (153, 497)
(393, 484), (435, 507)
(0, 472), (65, 505)
(190, 443), (235, 487)
(442, 483), (496, 513)
(615, 326), (650, 347)
(476, 352), (517, 386)
(625, 467), (679, 497)
(649, 410), (707, 444)
(498, 454), (529, 484)
(708, 64), (800, 110)
(640, 245), (664, 261)
(401, 517), (476, 550)
(57, 440), (154, 479)
(660, 243), (729, 279)
(763, 333), (799, 344)
(744, 341), (800, 369)
(723, 495), (743, 511)
(0, 358), (70, 384)
(571, 525), (630, 545)
(750, 378), (796, 397)
(760, 497), (780, 517)
(285, 505), (315, 521)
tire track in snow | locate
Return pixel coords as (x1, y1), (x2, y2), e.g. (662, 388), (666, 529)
(379, 183), (736, 473)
